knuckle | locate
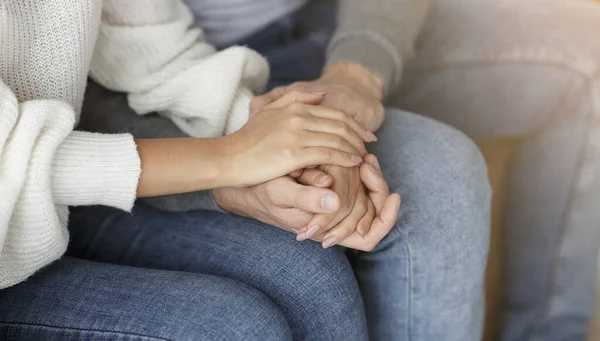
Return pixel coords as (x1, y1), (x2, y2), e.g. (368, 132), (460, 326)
(282, 147), (296, 159)
(322, 149), (335, 162)
(329, 135), (343, 147)
(288, 115), (305, 129)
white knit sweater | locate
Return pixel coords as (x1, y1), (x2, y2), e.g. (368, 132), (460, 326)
(0, 0), (268, 289)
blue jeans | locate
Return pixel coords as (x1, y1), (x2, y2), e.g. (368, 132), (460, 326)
(0, 108), (491, 340)
(0, 2), (491, 340)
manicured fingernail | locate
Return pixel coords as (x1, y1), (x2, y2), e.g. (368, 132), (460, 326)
(317, 175), (329, 185)
(351, 155), (363, 164)
(321, 193), (338, 212)
(304, 225), (320, 240)
(322, 236), (338, 248)
(372, 157), (380, 170)
(367, 130), (378, 142)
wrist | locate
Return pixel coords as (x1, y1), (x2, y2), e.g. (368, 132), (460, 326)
(211, 134), (244, 188)
(322, 62), (384, 100)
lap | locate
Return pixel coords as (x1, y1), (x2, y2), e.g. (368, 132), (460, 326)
(67, 205), (367, 340)
(0, 257), (291, 341)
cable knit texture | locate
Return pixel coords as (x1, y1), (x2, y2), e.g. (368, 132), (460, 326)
(0, 0), (266, 289)
(91, 0), (269, 137)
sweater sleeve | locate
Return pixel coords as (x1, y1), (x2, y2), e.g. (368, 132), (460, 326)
(327, 0), (431, 97)
(79, 79), (222, 213)
(0, 79), (140, 288)
(90, 0), (269, 138)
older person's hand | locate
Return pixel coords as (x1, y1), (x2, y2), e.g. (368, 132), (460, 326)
(250, 62), (386, 132)
(213, 153), (400, 252)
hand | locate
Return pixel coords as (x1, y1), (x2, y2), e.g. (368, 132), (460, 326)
(312, 155), (401, 251)
(294, 166), (374, 248)
(223, 91), (376, 187)
(213, 155), (400, 252)
(250, 62), (385, 132)
(212, 173), (342, 233)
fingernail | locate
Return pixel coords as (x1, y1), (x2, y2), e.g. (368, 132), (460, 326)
(304, 225), (320, 240)
(322, 236), (338, 248)
(368, 163), (380, 175)
(351, 155), (363, 164)
(250, 108), (259, 117)
(366, 130), (378, 142)
(321, 193), (338, 212)
(312, 91), (327, 96)
(372, 157), (381, 170)
(317, 175), (329, 185)
(358, 224), (369, 235)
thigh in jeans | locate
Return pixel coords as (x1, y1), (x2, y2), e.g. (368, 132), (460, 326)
(67, 205), (368, 341)
(390, 0), (600, 340)
(350, 109), (491, 341)
(0, 257), (291, 341)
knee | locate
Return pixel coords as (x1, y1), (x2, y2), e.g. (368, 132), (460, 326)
(270, 245), (367, 340)
(183, 276), (293, 341)
(376, 110), (491, 255)
(383, 110), (490, 211)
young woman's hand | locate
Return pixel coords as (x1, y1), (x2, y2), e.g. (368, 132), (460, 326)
(221, 92), (376, 187)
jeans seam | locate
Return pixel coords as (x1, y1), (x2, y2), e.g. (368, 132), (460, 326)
(0, 321), (170, 341)
(391, 223), (414, 341)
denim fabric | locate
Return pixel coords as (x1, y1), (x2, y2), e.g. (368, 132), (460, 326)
(66, 206), (368, 341)
(0, 1), (491, 340)
(0, 258), (292, 341)
(65, 106), (491, 341)
(388, 1), (600, 340)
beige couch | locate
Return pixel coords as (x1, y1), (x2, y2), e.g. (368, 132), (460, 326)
(479, 141), (599, 340)
(390, 0), (600, 339)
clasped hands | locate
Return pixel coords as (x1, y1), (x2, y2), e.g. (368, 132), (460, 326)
(214, 63), (401, 251)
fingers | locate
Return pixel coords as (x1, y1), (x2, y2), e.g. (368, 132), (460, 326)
(289, 169), (304, 178)
(305, 104), (377, 143)
(303, 131), (363, 156)
(359, 155), (390, 215)
(265, 90), (326, 110)
(296, 168), (332, 188)
(338, 193), (401, 252)
(321, 188), (370, 248)
(265, 178), (341, 214)
(377, 193), (401, 230)
(249, 87), (287, 116)
(303, 117), (367, 156)
(356, 199), (375, 236)
(299, 147), (363, 169)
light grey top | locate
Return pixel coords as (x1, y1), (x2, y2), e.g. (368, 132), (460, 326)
(184, 0), (430, 95)
(183, 0), (309, 47)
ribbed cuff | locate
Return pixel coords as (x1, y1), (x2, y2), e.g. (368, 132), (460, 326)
(52, 131), (141, 211)
(327, 33), (403, 98)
